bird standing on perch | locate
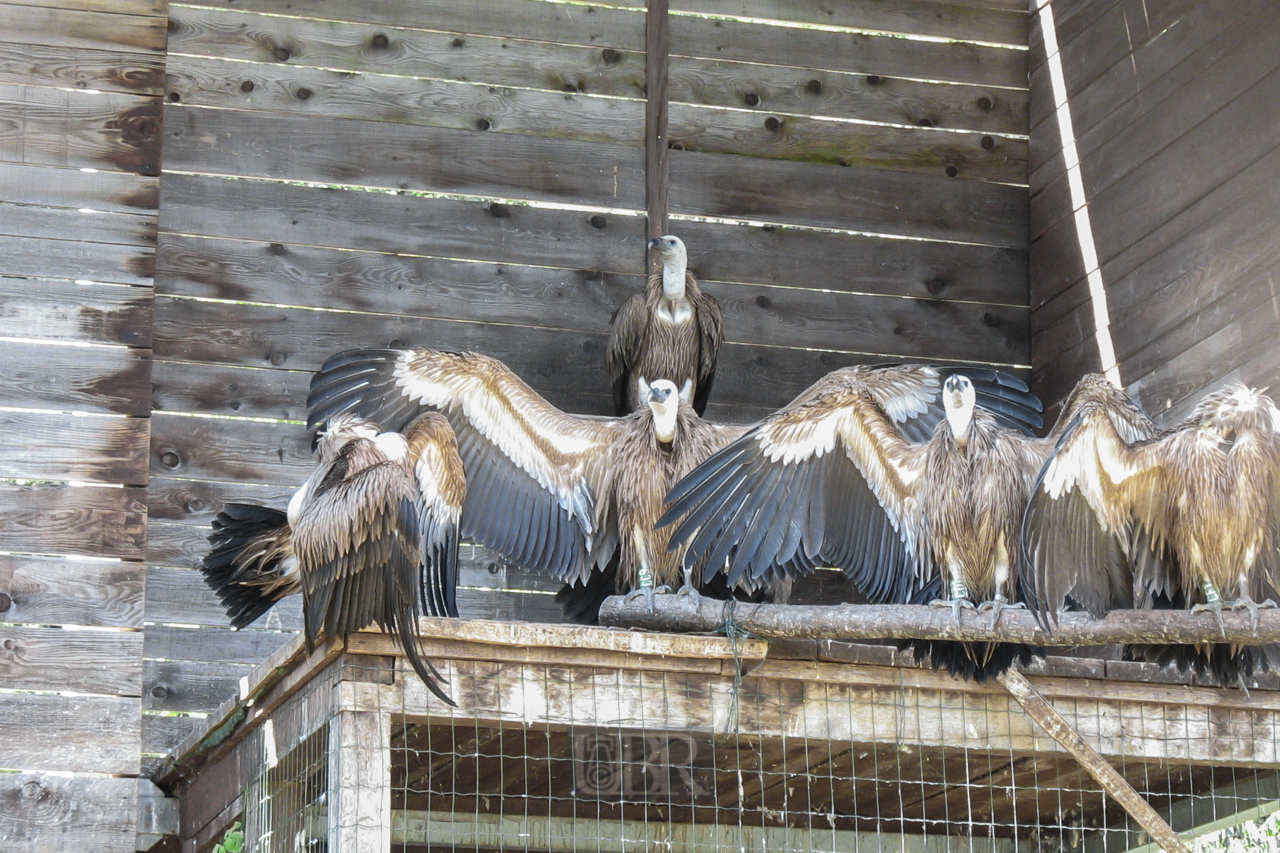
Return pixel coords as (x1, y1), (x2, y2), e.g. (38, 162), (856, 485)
(201, 411), (464, 706)
(660, 363), (1071, 682)
(607, 235), (724, 416)
(306, 348), (776, 624)
(1023, 381), (1280, 687)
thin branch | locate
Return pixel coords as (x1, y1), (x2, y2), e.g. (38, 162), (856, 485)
(597, 595), (1280, 646)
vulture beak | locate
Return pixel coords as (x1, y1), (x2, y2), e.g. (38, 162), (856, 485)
(648, 237), (662, 251)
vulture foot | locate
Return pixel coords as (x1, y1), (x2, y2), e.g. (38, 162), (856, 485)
(1228, 597), (1277, 632)
(676, 584), (702, 601)
(977, 597), (1025, 628)
(929, 597), (975, 625)
(1191, 600), (1227, 637)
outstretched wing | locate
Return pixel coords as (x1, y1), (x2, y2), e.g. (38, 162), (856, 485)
(307, 348), (624, 584)
(1022, 396), (1167, 625)
(606, 293), (648, 416)
(865, 364), (1043, 441)
(293, 439), (454, 706)
(660, 365), (932, 603)
(403, 412), (467, 620)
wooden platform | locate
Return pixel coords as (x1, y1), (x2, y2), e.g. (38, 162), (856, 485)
(157, 620), (1280, 852)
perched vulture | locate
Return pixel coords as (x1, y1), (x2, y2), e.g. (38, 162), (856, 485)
(660, 364), (1059, 682)
(305, 348), (776, 624)
(1023, 381), (1280, 687)
(607, 235), (724, 416)
(200, 412), (464, 705)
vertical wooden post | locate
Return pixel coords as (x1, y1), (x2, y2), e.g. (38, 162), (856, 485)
(327, 708), (392, 853)
(645, 0), (671, 268)
(997, 670), (1190, 853)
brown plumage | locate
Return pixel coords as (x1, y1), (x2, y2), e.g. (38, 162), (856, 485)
(201, 503), (300, 630)
(306, 348), (773, 624)
(607, 235), (724, 416)
(1024, 381), (1280, 686)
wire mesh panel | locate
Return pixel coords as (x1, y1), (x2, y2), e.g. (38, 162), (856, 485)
(221, 640), (1280, 853)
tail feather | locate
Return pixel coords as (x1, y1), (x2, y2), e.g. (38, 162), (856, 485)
(201, 503), (297, 629)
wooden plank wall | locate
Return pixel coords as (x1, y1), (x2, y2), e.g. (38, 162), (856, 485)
(0, 0), (164, 849)
(145, 0), (1029, 780)
(1028, 0), (1280, 421)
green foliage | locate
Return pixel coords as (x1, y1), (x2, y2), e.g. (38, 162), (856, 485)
(212, 821), (244, 853)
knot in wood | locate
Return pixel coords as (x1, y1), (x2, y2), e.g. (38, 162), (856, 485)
(945, 165), (959, 177)
(488, 203), (509, 218)
(743, 92), (760, 107)
(151, 685), (169, 699)
(601, 48), (620, 64)
(160, 451), (181, 469)
(981, 135), (996, 150)
(295, 87), (312, 101)
(926, 278), (945, 294)
(272, 46), (291, 62)
(240, 80), (255, 93)
(475, 118), (492, 131)
(866, 75), (882, 86)
(918, 117), (934, 128)
(371, 33), (389, 49)
(167, 92), (181, 103)
(2, 638), (14, 651)
(451, 37), (465, 48)
(589, 215), (607, 229)
(983, 312), (999, 327)
(977, 96), (993, 111)
(0, 592), (11, 612)
(764, 116), (781, 132)
(807, 79), (823, 95)
(269, 352), (287, 366)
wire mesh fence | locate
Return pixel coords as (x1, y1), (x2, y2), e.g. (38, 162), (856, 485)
(230, 642), (1280, 853)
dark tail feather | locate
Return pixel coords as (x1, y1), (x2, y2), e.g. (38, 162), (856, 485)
(390, 498), (455, 706)
(900, 638), (1038, 684)
(201, 503), (294, 629)
(556, 557), (620, 625)
(1126, 642), (1278, 689)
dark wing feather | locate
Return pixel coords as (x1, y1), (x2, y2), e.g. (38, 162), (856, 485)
(692, 288), (724, 416)
(201, 503), (297, 629)
(606, 294), (648, 416)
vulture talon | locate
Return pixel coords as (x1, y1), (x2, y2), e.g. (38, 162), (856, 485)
(1228, 597), (1271, 633)
(1191, 600), (1227, 637)
(978, 597), (1024, 628)
(929, 597), (974, 625)
(676, 584), (702, 600)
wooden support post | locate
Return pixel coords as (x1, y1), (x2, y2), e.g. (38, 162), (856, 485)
(645, 0), (670, 255)
(327, 708), (392, 853)
(997, 669), (1190, 853)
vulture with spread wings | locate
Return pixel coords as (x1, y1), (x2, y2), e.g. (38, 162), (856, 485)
(607, 235), (723, 416)
(201, 412), (463, 705)
(1023, 381), (1280, 687)
(306, 348), (772, 625)
(660, 363), (1066, 682)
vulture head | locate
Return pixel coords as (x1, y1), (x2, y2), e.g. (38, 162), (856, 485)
(943, 374), (977, 440)
(649, 235), (688, 297)
(642, 378), (681, 443)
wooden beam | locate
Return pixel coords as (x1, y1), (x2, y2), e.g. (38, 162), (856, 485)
(645, 0), (670, 247)
(997, 669), (1190, 853)
(597, 595), (1280, 646)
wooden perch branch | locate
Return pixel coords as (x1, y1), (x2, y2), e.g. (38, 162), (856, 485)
(597, 595), (1280, 646)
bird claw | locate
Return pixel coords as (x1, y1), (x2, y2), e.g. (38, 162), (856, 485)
(977, 598), (1025, 628)
(1229, 597), (1277, 632)
(1191, 600), (1227, 637)
(929, 597), (975, 625)
(676, 584), (702, 600)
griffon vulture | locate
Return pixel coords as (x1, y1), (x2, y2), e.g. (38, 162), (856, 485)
(607, 235), (724, 416)
(1023, 381), (1280, 687)
(200, 412), (464, 705)
(659, 363), (1064, 682)
(305, 348), (771, 624)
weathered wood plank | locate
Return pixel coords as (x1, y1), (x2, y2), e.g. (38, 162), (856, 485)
(157, 227), (1026, 313)
(0, 3), (166, 55)
(0, 483), (146, 560)
(159, 172), (648, 275)
(667, 102), (1026, 183)
(0, 233), (154, 284)
(0, 409), (149, 485)
(144, 565), (303, 631)
(0, 84), (160, 174)
(668, 149), (1028, 248)
(0, 554), (143, 629)
(149, 413), (310, 487)
(145, 624), (295, 665)
(146, 478), (297, 525)
(0, 162), (157, 213)
(167, 6), (647, 100)
(0, 201), (157, 247)
(669, 11), (1029, 90)
(0, 341), (151, 415)
(673, 0), (1028, 48)
(0, 279), (152, 346)
(5, 0), (163, 14)
(0, 41), (164, 94)
(142, 712), (202, 762)
(183, 0), (646, 52)
(0, 697), (141, 775)
(0, 625), (142, 695)
(163, 103), (646, 208)
(145, 658), (252, 713)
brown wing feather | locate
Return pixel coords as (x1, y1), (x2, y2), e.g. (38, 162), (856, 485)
(606, 293), (649, 415)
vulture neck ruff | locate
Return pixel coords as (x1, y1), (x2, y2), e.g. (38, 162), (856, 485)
(944, 379), (977, 446)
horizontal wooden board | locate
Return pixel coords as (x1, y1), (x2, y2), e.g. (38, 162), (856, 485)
(0, 83), (160, 174)
(142, 711), (202, 761)
(0, 279), (152, 346)
(159, 172), (649, 275)
(150, 412), (311, 486)
(668, 102), (1026, 182)
(145, 564), (303, 631)
(668, 149), (1028, 248)
(168, 6), (648, 99)
(0, 696), (140, 775)
(0, 202), (156, 248)
(0, 625), (142, 695)
(145, 624), (295, 664)
(6, 0), (163, 13)
(669, 11), (1028, 90)
(673, 0), (1028, 47)
(0, 162), (158, 213)
(164, 103), (646, 209)
(144, 657), (252, 713)
(147, 478), (298, 525)
(0, 232), (154, 284)
(0, 554), (143, 629)
(0, 341), (151, 415)
(0, 483), (146, 560)
(158, 226), (1026, 311)
(166, 55), (643, 147)
(0, 3), (166, 55)
(0, 410), (148, 485)
(0, 41), (164, 94)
